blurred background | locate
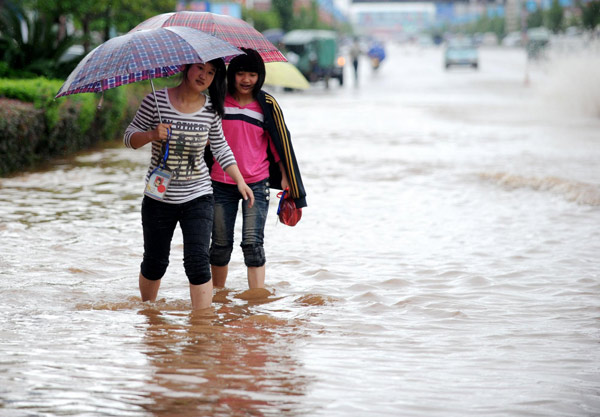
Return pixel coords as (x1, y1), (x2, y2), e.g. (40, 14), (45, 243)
(1, 0), (599, 90)
(1, 1), (600, 417)
(1, 0), (599, 175)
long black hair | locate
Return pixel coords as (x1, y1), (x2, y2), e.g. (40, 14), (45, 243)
(181, 58), (226, 118)
(226, 48), (265, 99)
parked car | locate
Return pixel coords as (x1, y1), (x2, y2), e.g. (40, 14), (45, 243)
(282, 29), (344, 87)
(502, 31), (524, 47)
(444, 38), (478, 69)
(480, 32), (499, 46)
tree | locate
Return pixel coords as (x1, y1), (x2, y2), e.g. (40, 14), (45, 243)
(243, 8), (280, 33)
(272, 0), (294, 32)
(105, 0), (178, 35)
(23, 0), (177, 53)
(526, 8), (544, 28)
(23, 0), (105, 53)
(0, 1), (81, 78)
(461, 15), (505, 40)
(545, 0), (564, 33)
(293, 0), (320, 29)
(581, 0), (600, 30)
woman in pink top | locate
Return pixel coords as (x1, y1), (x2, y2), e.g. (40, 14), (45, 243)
(209, 49), (290, 290)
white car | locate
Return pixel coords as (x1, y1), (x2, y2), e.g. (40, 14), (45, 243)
(444, 38), (479, 69)
(502, 32), (523, 47)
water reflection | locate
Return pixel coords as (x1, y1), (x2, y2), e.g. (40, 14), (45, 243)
(138, 298), (311, 417)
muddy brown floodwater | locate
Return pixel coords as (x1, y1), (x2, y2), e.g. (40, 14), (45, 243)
(1, 43), (599, 416)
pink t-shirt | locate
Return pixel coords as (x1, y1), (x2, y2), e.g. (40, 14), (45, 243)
(211, 94), (280, 184)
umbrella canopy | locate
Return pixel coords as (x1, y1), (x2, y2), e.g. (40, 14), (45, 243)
(130, 11), (286, 63)
(56, 26), (242, 98)
(264, 62), (310, 90)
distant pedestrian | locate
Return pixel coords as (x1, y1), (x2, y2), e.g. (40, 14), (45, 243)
(207, 48), (307, 290)
(368, 41), (386, 70)
(123, 59), (254, 310)
(350, 38), (362, 85)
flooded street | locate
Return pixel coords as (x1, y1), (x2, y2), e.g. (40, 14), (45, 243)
(1, 43), (599, 416)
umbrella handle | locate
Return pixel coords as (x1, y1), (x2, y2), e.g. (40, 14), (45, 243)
(97, 91), (104, 109)
(150, 79), (163, 124)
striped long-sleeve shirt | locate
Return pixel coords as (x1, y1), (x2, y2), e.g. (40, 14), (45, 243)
(124, 88), (237, 204)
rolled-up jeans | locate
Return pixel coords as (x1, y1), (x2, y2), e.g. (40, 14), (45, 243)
(210, 179), (270, 268)
(140, 194), (214, 285)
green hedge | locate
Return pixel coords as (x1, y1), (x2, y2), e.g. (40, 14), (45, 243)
(0, 77), (133, 176)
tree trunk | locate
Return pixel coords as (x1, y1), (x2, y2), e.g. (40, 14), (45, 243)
(57, 15), (67, 42)
(103, 6), (111, 42)
(82, 19), (90, 54)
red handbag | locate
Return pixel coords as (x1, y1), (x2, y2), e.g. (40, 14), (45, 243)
(276, 188), (302, 226)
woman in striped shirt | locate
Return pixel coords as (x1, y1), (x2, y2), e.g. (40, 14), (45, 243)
(124, 59), (254, 310)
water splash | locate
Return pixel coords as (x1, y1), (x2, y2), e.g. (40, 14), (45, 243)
(480, 172), (600, 206)
(295, 294), (339, 306)
(531, 38), (600, 118)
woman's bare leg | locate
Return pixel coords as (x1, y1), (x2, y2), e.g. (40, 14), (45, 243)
(211, 265), (228, 288)
(139, 273), (161, 301)
(247, 266), (265, 289)
(189, 280), (213, 310)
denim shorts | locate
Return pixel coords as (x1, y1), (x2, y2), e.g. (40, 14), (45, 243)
(140, 194), (214, 285)
(210, 178), (270, 267)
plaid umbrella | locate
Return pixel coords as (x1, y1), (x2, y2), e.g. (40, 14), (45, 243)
(55, 26), (242, 99)
(130, 12), (286, 63)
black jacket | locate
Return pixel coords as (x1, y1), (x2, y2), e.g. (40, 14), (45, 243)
(206, 90), (307, 208)
(257, 91), (307, 208)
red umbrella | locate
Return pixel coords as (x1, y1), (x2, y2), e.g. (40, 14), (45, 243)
(130, 11), (286, 63)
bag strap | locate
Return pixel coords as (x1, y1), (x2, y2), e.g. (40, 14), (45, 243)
(276, 187), (289, 216)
